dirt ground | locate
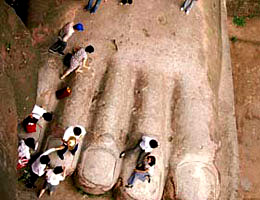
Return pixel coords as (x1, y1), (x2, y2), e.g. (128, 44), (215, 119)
(228, 16), (260, 199)
(0, 0), (240, 199)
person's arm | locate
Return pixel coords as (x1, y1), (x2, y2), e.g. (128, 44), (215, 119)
(119, 139), (142, 158)
(41, 147), (59, 156)
(76, 56), (87, 73)
(82, 57), (88, 68)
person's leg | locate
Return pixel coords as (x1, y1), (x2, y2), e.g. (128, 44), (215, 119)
(90, 0), (102, 13)
(136, 172), (149, 182)
(126, 172), (137, 187)
(181, 0), (192, 11)
(38, 181), (48, 198)
(120, 140), (142, 158)
(60, 63), (80, 80)
(136, 150), (148, 165)
(57, 41), (67, 55)
(49, 39), (63, 53)
(27, 169), (39, 187)
(57, 145), (68, 160)
(185, 0), (195, 14)
(47, 183), (57, 196)
(70, 143), (79, 155)
(86, 0), (94, 11)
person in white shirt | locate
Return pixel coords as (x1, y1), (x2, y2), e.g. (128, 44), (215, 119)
(49, 22), (84, 56)
(22, 105), (53, 133)
(119, 136), (158, 164)
(17, 138), (37, 170)
(38, 166), (66, 198)
(27, 146), (63, 188)
(18, 138), (36, 160)
(57, 125), (87, 160)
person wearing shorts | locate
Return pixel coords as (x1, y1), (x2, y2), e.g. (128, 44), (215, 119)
(38, 166), (66, 198)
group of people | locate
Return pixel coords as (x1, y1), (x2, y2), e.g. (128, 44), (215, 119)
(18, 104), (158, 196)
(17, 0), (198, 197)
(120, 136), (159, 188)
(18, 104), (87, 198)
(84, 0), (198, 15)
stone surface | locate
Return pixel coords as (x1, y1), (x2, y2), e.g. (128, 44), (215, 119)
(0, 0), (240, 199)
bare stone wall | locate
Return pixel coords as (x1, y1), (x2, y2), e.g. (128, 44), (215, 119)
(0, 1), (40, 199)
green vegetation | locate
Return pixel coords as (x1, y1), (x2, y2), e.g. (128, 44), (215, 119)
(230, 36), (238, 43)
(18, 166), (31, 183)
(233, 16), (246, 27)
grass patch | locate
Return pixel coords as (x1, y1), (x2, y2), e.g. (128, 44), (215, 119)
(233, 16), (246, 27)
(230, 36), (238, 43)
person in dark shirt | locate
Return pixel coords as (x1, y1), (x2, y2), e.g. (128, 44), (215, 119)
(125, 155), (156, 188)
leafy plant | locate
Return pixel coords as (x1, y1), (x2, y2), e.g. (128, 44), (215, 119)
(233, 16), (246, 27)
(230, 36), (238, 42)
(18, 166), (31, 183)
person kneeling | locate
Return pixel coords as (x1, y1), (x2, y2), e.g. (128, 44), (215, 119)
(125, 155), (156, 188)
(38, 166), (66, 198)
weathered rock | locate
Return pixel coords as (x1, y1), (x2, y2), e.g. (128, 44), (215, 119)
(17, 0), (239, 199)
(0, 1), (41, 200)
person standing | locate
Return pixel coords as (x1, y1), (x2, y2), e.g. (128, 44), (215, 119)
(181, 0), (198, 15)
(38, 166), (66, 198)
(85, 0), (102, 14)
(49, 22), (84, 55)
(60, 45), (94, 80)
(27, 146), (63, 188)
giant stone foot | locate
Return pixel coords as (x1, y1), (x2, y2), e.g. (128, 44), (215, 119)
(25, 0), (239, 199)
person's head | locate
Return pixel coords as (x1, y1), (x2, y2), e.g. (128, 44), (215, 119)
(73, 127), (82, 136)
(147, 156), (156, 166)
(24, 137), (35, 150)
(40, 155), (50, 164)
(73, 23), (84, 32)
(53, 166), (63, 174)
(85, 45), (94, 54)
(149, 139), (158, 149)
(42, 112), (53, 122)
